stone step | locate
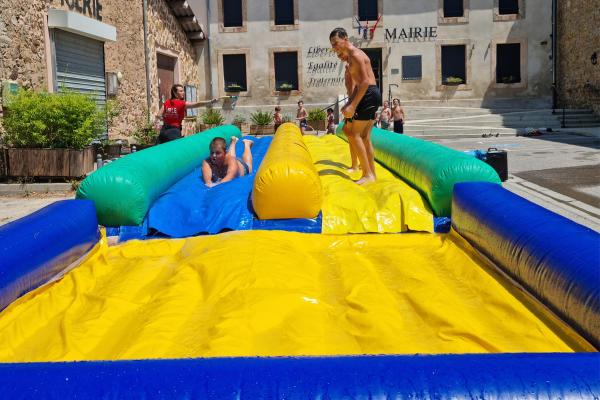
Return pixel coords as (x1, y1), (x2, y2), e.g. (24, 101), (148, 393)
(407, 119), (600, 127)
(402, 108), (593, 115)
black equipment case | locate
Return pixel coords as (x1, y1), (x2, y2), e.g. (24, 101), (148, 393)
(486, 147), (508, 182)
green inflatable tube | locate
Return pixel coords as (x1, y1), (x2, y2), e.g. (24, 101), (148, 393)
(336, 123), (501, 217)
(77, 126), (241, 227)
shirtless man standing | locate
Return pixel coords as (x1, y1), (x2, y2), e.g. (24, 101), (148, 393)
(379, 101), (392, 130)
(331, 27), (380, 184)
(391, 98), (406, 134)
(337, 51), (360, 172)
(296, 101), (308, 135)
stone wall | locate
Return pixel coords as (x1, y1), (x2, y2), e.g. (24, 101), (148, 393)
(557, 0), (600, 116)
(0, 0), (199, 141)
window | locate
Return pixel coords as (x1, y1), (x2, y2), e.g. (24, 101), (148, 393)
(402, 56), (422, 80)
(275, 0), (294, 25)
(496, 43), (521, 83)
(218, 49), (251, 96)
(358, 0), (378, 21)
(490, 38), (527, 89)
(499, 0), (519, 14)
(219, 0), (246, 32)
(493, 0), (524, 20)
(441, 45), (466, 85)
(223, 0), (242, 27)
(443, 0), (463, 17)
(223, 54), (248, 91)
(274, 52), (298, 90)
(438, 0), (469, 23)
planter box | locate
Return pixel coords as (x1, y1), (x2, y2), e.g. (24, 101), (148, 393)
(94, 144), (122, 158)
(445, 81), (462, 86)
(232, 123), (250, 135)
(6, 146), (94, 178)
(199, 124), (222, 132)
(278, 87), (293, 91)
(250, 125), (275, 135)
(502, 79), (518, 84)
(307, 120), (326, 130)
(226, 87), (243, 92)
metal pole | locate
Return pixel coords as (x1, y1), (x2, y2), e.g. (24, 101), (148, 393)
(551, 0), (557, 110)
(143, 0), (151, 112)
(206, 0), (213, 99)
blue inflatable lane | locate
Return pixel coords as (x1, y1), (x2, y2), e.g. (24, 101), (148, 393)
(452, 181), (600, 350)
(0, 353), (598, 399)
(0, 200), (99, 311)
(147, 137), (272, 237)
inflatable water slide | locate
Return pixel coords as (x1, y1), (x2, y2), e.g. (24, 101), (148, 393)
(0, 123), (598, 399)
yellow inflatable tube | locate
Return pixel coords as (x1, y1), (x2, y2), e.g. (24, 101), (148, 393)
(252, 123), (323, 219)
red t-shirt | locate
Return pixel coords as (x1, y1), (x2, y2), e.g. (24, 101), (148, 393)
(163, 99), (186, 127)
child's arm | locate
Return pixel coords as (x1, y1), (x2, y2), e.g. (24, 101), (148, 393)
(201, 160), (214, 187)
(400, 107), (406, 123)
(214, 156), (238, 185)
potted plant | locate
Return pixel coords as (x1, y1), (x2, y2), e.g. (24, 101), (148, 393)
(1, 85), (105, 178)
(198, 108), (226, 132)
(282, 112), (294, 123)
(95, 139), (122, 158)
(128, 109), (157, 151)
(445, 77), (463, 86)
(502, 76), (517, 84)
(278, 83), (294, 91)
(250, 110), (275, 135)
(231, 113), (249, 135)
(308, 108), (327, 130)
(226, 84), (243, 92)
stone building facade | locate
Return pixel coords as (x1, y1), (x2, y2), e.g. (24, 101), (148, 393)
(188, 0), (554, 122)
(0, 0), (200, 140)
(556, 0), (600, 116)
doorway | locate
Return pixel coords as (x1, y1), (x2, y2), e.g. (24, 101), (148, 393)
(363, 48), (383, 106)
(157, 53), (175, 108)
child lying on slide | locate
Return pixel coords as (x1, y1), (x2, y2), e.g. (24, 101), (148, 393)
(201, 137), (254, 188)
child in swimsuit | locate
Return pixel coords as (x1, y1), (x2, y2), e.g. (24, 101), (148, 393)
(201, 136), (254, 188)
(326, 108), (335, 134)
(273, 106), (283, 132)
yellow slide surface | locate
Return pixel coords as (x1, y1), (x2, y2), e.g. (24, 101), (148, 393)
(304, 135), (434, 234)
(0, 230), (592, 363)
(252, 123), (322, 220)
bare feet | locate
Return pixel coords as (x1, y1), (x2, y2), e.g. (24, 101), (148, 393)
(346, 167), (360, 173)
(242, 139), (254, 147)
(355, 175), (376, 185)
(230, 136), (239, 146)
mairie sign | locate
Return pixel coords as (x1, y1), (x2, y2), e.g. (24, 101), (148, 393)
(385, 27), (438, 40)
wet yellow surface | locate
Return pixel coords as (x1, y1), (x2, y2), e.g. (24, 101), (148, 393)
(0, 229), (592, 363)
(304, 135), (434, 234)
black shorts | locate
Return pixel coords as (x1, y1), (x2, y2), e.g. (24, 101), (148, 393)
(394, 119), (403, 134)
(158, 125), (182, 144)
(345, 85), (381, 122)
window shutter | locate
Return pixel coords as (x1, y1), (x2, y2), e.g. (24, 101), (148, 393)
(275, 0), (294, 25)
(223, 0), (243, 27)
(443, 0), (464, 17)
(441, 45), (466, 84)
(274, 52), (299, 90)
(358, 0), (378, 21)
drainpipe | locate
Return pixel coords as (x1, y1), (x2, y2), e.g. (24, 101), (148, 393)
(143, 0), (152, 112)
(551, 0), (557, 109)
(206, 0), (213, 99)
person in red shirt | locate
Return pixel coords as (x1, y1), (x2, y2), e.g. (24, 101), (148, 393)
(155, 84), (220, 144)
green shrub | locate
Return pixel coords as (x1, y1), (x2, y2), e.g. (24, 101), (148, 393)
(128, 108), (157, 145)
(250, 110), (272, 126)
(308, 108), (326, 121)
(282, 112), (294, 123)
(201, 108), (226, 125)
(232, 113), (247, 124)
(2, 87), (106, 149)
(445, 77), (463, 84)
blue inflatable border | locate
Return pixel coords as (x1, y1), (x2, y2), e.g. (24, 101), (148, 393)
(0, 353), (597, 399)
(452, 181), (600, 349)
(0, 200), (99, 311)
